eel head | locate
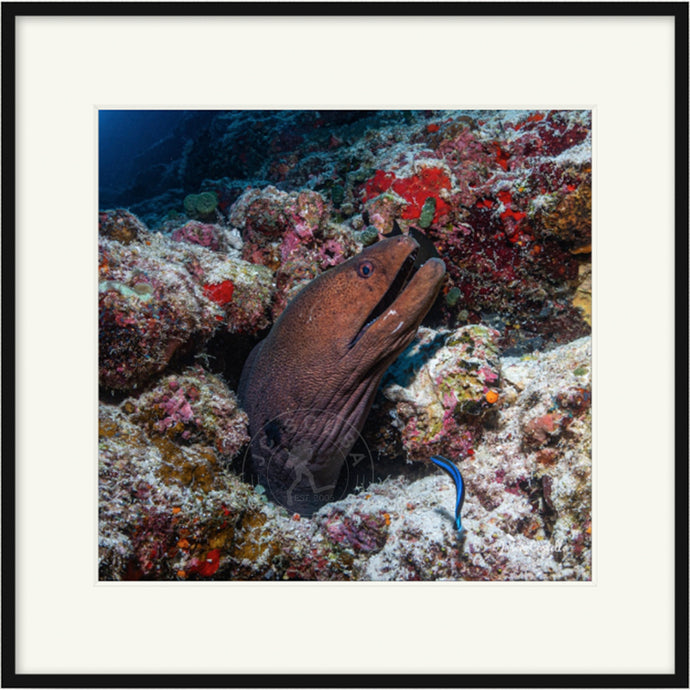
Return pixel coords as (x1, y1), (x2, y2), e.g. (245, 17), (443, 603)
(341, 235), (446, 367)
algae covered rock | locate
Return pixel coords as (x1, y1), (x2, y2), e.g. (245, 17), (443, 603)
(340, 335), (591, 581)
(382, 324), (502, 460)
(99, 208), (149, 245)
(99, 394), (252, 580)
(128, 366), (249, 454)
(99, 212), (274, 392)
(229, 185), (357, 318)
(98, 236), (219, 392)
(99, 337), (591, 582)
(184, 191), (218, 220)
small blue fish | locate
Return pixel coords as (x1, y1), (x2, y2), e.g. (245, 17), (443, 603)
(431, 455), (466, 532)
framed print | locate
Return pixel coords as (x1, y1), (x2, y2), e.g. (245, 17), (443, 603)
(2, 2), (688, 687)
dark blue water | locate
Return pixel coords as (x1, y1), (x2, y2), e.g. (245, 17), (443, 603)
(98, 109), (409, 214)
(99, 110), (217, 208)
(99, 111), (184, 191)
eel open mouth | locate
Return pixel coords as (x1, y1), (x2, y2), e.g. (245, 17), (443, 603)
(348, 247), (418, 350)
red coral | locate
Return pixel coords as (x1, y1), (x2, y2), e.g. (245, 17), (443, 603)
(497, 190), (512, 206)
(362, 167), (451, 223)
(363, 170), (395, 198)
(496, 190), (528, 242)
(511, 112), (545, 131)
(203, 280), (234, 306)
(189, 549), (221, 577)
(492, 143), (511, 171)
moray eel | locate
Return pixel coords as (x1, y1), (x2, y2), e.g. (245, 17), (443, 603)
(239, 235), (445, 515)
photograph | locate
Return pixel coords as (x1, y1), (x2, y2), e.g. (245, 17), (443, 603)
(98, 108), (592, 581)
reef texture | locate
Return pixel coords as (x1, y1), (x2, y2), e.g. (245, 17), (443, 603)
(380, 324), (502, 461)
(99, 211), (273, 392)
(106, 109), (591, 355)
(228, 186), (359, 318)
(99, 109), (592, 580)
(99, 337), (591, 580)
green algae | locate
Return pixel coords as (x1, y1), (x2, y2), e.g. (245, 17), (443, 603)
(445, 286), (462, 307)
(357, 226), (379, 246)
(184, 191), (218, 218)
(418, 196), (436, 228)
(99, 280), (154, 303)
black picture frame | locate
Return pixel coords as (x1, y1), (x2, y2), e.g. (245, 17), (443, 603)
(2, 2), (688, 688)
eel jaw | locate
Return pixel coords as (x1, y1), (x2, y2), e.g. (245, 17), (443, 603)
(348, 247), (418, 350)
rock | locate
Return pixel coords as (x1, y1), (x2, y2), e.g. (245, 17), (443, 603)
(572, 262), (592, 326)
(99, 335), (592, 581)
(229, 186), (358, 318)
(99, 209), (148, 245)
(128, 366), (249, 454)
(171, 220), (225, 251)
(381, 325), (502, 460)
(99, 213), (274, 392)
(522, 412), (566, 450)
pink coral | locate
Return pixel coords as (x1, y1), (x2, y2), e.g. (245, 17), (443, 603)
(154, 387), (196, 438)
(229, 186), (356, 319)
(171, 221), (223, 251)
(323, 509), (388, 553)
(318, 238), (346, 268)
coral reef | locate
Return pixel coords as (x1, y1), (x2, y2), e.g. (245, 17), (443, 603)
(99, 109), (592, 580)
(98, 337), (591, 581)
(99, 215), (273, 392)
(380, 325), (501, 461)
(104, 110), (592, 355)
(422, 112), (591, 352)
(229, 186), (357, 317)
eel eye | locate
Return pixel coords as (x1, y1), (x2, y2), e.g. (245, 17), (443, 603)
(358, 261), (374, 278)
